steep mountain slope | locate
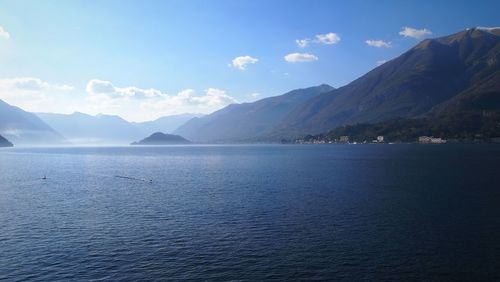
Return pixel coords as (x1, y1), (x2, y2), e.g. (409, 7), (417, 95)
(0, 99), (65, 145)
(174, 84), (334, 142)
(276, 27), (500, 135)
(37, 112), (144, 144)
(0, 134), (13, 147)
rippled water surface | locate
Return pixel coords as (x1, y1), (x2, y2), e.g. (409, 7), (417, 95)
(1, 144), (500, 281)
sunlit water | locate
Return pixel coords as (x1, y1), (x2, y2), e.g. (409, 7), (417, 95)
(1, 144), (499, 281)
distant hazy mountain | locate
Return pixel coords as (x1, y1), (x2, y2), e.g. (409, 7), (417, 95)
(274, 27), (500, 136)
(37, 112), (144, 144)
(37, 112), (203, 144)
(0, 99), (65, 145)
(133, 113), (203, 134)
(131, 132), (190, 145)
(174, 84), (334, 142)
(0, 134), (13, 147)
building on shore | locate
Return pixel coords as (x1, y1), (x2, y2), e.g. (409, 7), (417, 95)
(377, 136), (384, 143)
(418, 136), (446, 144)
(339, 136), (349, 143)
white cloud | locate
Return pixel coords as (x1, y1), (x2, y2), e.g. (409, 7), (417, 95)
(85, 80), (238, 121)
(284, 53), (318, 63)
(366, 40), (392, 48)
(376, 60), (388, 66)
(0, 77), (238, 122)
(86, 79), (165, 99)
(250, 93), (260, 98)
(0, 26), (10, 39)
(296, 39), (310, 48)
(230, 55), (258, 70)
(191, 88), (237, 106)
(140, 88), (237, 117)
(315, 32), (341, 45)
(0, 77), (74, 95)
(295, 32), (340, 48)
(399, 27), (432, 39)
(0, 77), (76, 114)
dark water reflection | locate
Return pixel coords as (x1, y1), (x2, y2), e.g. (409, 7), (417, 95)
(0, 144), (499, 281)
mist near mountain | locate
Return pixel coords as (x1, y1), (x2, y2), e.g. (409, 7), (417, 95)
(37, 112), (144, 144)
(37, 112), (202, 144)
(4, 28), (499, 144)
(0, 99), (65, 145)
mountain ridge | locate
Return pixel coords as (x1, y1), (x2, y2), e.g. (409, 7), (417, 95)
(174, 84), (334, 142)
(0, 99), (65, 145)
(36, 112), (203, 144)
(270, 27), (500, 137)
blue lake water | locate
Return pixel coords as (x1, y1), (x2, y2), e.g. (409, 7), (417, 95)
(1, 144), (499, 281)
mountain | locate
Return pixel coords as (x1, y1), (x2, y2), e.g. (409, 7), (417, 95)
(0, 134), (13, 147)
(0, 99), (65, 145)
(174, 84), (334, 142)
(133, 113), (204, 134)
(37, 112), (203, 144)
(37, 112), (144, 144)
(273, 27), (500, 136)
(131, 132), (190, 145)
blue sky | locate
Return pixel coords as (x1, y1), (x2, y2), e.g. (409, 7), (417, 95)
(0, 0), (499, 121)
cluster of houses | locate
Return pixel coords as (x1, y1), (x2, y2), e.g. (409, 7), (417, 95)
(417, 136), (447, 144)
(295, 135), (386, 144)
(295, 134), (451, 144)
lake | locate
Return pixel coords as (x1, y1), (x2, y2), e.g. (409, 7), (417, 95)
(1, 144), (499, 281)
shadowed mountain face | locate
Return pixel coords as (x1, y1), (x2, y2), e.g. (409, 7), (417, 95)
(273, 28), (500, 136)
(0, 99), (65, 145)
(0, 134), (13, 147)
(132, 132), (190, 145)
(174, 84), (334, 142)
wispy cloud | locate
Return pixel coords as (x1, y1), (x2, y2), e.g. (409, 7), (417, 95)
(140, 88), (237, 117)
(0, 77), (75, 114)
(284, 53), (318, 63)
(0, 77), (73, 94)
(376, 60), (388, 66)
(399, 27), (432, 39)
(0, 26), (10, 39)
(230, 55), (258, 70)
(296, 39), (310, 48)
(85, 80), (238, 120)
(86, 79), (165, 99)
(295, 32), (341, 47)
(366, 40), (392, 48)
(315, 32), (341, 45)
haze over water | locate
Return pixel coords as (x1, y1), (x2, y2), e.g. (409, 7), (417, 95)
(1, 144), (499, 281)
